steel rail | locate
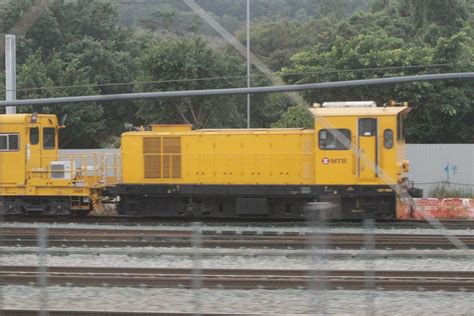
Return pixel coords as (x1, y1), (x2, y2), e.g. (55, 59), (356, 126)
(4, 226), (474, 237)
(2, 247), (473, 260)
(4, 217), (474, 229)
(2, 266), (474, 291)
(2, 228), (474, 249)
(0, 310), (263, 316)
(0, 73), (472, 107)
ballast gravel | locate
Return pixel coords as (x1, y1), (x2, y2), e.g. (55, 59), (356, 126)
(1, 252), (473, 271)
(2, 221), (473, 235)
(2, 285), (473, 315)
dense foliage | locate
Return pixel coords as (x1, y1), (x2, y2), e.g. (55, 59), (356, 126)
(0, 0), (472, 147)
(276, 0), (473, 143)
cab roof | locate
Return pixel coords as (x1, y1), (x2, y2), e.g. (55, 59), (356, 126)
(122, 128), (314, 137)
(0, 113), (58, 124)
(309, 106), (410, 117)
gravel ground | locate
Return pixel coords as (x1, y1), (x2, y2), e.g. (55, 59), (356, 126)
(1, 222), (473, 235)
(2, 252), (473, 271)
(2, 286), (473, 315)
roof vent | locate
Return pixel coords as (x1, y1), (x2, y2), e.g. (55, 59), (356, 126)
(320, 101), (377, 108)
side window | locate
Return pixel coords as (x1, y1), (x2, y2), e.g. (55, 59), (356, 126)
(0, 134), (20, 151)
(359, 118), (377, 136)
(397, 113), (405, 140)
(384, 129), (394, 149)
(319, 129), (351, 150)
(43, 127), (55, 150)
(29, 127), (39, 145)
(9, 135), (19, 150)
(0, 135), (7, 150)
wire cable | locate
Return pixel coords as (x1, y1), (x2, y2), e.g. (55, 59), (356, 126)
(2, 62), (472, 94)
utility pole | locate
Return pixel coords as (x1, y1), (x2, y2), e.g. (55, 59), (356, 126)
(5, 34), (16, 114)
(246, 0), (250, 128)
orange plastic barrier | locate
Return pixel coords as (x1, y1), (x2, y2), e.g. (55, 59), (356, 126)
(402, 198), (474, 220)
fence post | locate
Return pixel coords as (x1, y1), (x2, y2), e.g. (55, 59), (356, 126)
(364, 219), (376, 315)
(305, 202), (331, 315)
(37, 224), (49, 316)
(192, 222), (202, 315)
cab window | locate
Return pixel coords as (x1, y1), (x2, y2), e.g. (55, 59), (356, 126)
(397, 113), (405, 140)
(384, 129), (394, 149)
(359, 118), (377, 136)
(43, 127), (55, 149)
(319, 129), (351, 150)
(0, 134), (19, 151)
(29, 127), (39, 145)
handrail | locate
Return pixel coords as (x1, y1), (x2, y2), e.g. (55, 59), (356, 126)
(26, 152), (121, 185)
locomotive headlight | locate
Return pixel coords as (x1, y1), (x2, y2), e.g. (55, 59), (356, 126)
(402, 160), (410, 173)
(31, 113), (38, 123)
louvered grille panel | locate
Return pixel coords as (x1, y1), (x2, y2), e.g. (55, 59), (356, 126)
(144, 155), (161, 178)
(143, 136), (181, 179)
(163, 137), (181, 154)
(163, 155), (171, 179)
(171, 155), (181, 178)
(143, 137), (161, 154)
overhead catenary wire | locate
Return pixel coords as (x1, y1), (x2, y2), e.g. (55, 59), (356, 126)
(0, 72), (473, 107)
(1, 62), (472, 94)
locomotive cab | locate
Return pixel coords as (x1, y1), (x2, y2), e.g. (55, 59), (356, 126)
(0, 113), (118, 216)
(310, 101), (412, 219)
(311, 101), (410, 185)
(0, 113), (58, 188)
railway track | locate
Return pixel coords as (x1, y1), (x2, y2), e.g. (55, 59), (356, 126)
(0, 311), (266, 316)
(1, 227), (473, 249)
(2, 266), (473, 292)
(4, 217), (474, 229)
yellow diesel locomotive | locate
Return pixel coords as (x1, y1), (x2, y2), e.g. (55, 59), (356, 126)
(0, 113), (117, 216)
(116, 101), (415, 219)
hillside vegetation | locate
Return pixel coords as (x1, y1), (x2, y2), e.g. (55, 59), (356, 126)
(0, 0), (472, 147)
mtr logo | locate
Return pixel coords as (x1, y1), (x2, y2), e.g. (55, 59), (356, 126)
(322, 157), (347, 165)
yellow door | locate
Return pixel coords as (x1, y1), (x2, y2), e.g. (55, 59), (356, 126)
(357, 118), (378, 181)
(26, 126), (42, 179)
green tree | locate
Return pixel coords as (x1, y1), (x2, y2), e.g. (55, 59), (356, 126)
(272, 106), (313, 129)
(279, 1), (473, 143)
(2, 0), (139, 147)
(16, 50), (105, 148)
(135, 37), (247, 128)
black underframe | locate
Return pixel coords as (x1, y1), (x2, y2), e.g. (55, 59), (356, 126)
(115, 184), (396, 197)
(115, 184), (398, 219)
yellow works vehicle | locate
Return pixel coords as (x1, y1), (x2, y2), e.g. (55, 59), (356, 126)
(116, 101), (418, 220)
(0, 113), (118, 216)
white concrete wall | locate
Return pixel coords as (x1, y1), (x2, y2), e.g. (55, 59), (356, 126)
(406, 144), (473, 196)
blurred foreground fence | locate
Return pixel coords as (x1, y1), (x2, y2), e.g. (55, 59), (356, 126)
(1, 212), (473, 314)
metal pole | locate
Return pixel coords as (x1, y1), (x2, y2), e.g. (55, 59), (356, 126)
(246, 0), (250, 128)
(5, 34), (16, 114)
(0, 73), (472, 108)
